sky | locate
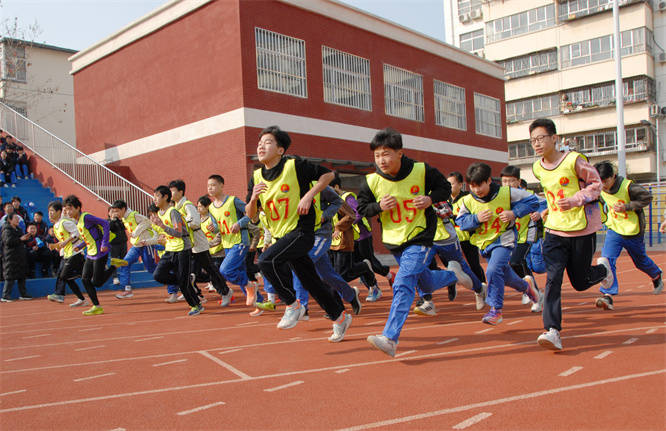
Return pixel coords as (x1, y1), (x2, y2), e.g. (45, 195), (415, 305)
(0, 0), (447, 52)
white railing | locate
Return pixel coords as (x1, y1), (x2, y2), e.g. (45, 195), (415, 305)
(0, 102), (153, 214)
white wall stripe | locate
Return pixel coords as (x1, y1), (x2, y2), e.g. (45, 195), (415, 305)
(176, 401), (225, 416)
(452, 412), (493, 430)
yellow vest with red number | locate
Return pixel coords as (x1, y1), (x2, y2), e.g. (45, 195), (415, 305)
(365, 163), (427, 246)
(341, 191), (371, 240)
(515, 190), (534, 244)
(209, 196), (242, 249)
(201, 215), (225, 255)
(462, 186), (511, 251)
(532, 151), (587, 232)
(601, 178), (640, 236)
(122, 210), (154, 246)
(253, 158), (301, 239)
(76, 213), (115, 257)
(54, 217), (76, 258)
(451, 198), (470, 242)
(159, 207), (185, 252)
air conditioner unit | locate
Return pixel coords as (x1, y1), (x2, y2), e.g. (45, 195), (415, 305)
(649, 104), (660, 117)
(470, 8), (483, 19)
(659, 52), (666, 62)
(658, 1), (666, 11)
(459, 13), (471, 23)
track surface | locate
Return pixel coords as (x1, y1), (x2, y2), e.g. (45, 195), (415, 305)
(1, 252), (664, 430)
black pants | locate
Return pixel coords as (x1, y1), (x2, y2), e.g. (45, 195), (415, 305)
(542, 232), (608, 331)
(354, 237), (387, 288)
(109, 243), (127, 280)
(258, 228), (344, 320)
(246, 250), (260, 282)
(460, 240), (486, 283)
(331, 249), (375, 285)
(2, 279), (27, 299)
(510, 242), (533, 279)
(82, 255), (115, 306)
(54, 253), (85, 299)
(192, 250), (229, 295)
(153, 249), (200, 307)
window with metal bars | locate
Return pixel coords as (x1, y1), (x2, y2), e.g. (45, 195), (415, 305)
(383, 64), (424, 122)
(255, 27), (307, 98)
(474, 93), (502, 138)
(322, 46), (371, 111)
(434, 80), (466, 130)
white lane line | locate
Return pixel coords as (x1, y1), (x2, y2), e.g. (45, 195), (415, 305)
(506, 320), (522, 326)
(335, 369), (350, 374)
(463, 303), (474, 306)
(176, 401), (225, 416)
(365, 320), (385, 326)
(264, 380), (304, 392)
(623, 337), (639, 345)
(289, 337), (302, 341)
(73, 373), (116, 382)
(475, 328), (493, 334)
(625, 289), (633, 292)
(394, 350), (416, 358)
(594, 351), (613, 360)
(559, 366), (583, 377)
(198, 351), (251, 380)
(452, 412), (493, 429)
(646, 328), (657, 334)
(153, 359), (188, 367)
(134, 336), (164, 342)
(436, 338), (459, 345)
(74, 345), (105, 352)
(335, 369), (666, 431)
(217, 349), (243, 355)
(0, 389), (26, 397)
(22, 334), (50, 339)
(562, 307), (570, 310)
(109, 428), (126, 431)
(578, 302), (587, 305)
(4, 355), (40, 362)
(236, 322), (260, 326)
(78, 327), (102, 332)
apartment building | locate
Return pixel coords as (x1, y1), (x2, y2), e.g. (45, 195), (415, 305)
(445, 0), (664, 183)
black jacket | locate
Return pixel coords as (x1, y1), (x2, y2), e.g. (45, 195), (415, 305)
(2, 222), (27, 280)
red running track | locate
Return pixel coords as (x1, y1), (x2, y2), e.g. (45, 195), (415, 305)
(1, 252), (664, 430)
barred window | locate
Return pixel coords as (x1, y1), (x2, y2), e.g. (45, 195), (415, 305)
(255, 27), (307, 98)
(500, 50), (558, 79)
(506, 94), (559, 123)
(458, 0), (482, 15)
(383, 64), (424, 122)
(434, 80), (466, 130)
(460, 29), (484, 52)
(474, 93), (502, 138)
(1, 44), (27, 82)
(322, 46), (371, 111)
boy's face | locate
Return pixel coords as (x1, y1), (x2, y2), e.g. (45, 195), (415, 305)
(469, 178), (492, 198)
(170, 187), (183, 203)
(12, 200), (20, 209)
(447, 176), (462, 196)
(600, 175), (616, 192)
(27, 225), (36, 235)
(48, 207), (60, 223)
(197, 201), (208, 216)
(64, 204), (80, 219)
(257, 133), (283, 164)
(207, 178), (223, 197)
(4, 203), (14, 214)
(529, 126), (557, 157)
(501, 176), (520, 188)
(373, 146), (402, 176)
(33, 213), (42, 223)
(153, 191), (168, 208)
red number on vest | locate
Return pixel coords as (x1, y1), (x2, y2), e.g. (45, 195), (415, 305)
(266, 198), (290, 221)
(546, 188), (566, 211)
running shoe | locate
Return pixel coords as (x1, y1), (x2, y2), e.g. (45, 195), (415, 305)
(595, 294), (614, 311)
(414, 300), (437, 317)
(350, 287), (362, 315)
(596, 257), (615, 291)
(448, 261), (472, 290)
(328, 312), (352, 343)
(255, 300), (276, 311)
(386, 270), (397, 287)
(653, 275), (663, 295)
(110, 258), (128, 267)
(299, 308), (310, 321)
(481, 308), (503, 325)
(249, 308), (263, 317)
(188, 305), (204, 316)
(537, 328), (562, 350)
(70, 298), (89, 307)
(18, 295), (33, 300)
(219, 289), (234, 307)
(165, 293), (178, 303)
(115, 289), (134, 299)
(206, 282), (216, 292)
(366, 285), (382, 302)
(367, 334), (397, 357)
(475, 283), (487, 311)
(47, 294), (64, 303)
(1, 297), (14, 303)
(277, 302), (305, 329)
(82, 305), (104, 316)
(524, 275), (543, 313)
(521, 293), (530, 305)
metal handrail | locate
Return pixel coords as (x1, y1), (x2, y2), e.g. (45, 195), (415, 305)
(0, 102), (153, 214)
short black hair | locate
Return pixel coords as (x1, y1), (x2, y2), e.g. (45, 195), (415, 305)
(370, 127), (402, 151)
(198, 195), (211, 207)
(208, 174), (224, 184)
(63, 195), (82, 209)
(6, 212), (18, 222)
(594, 160), (615, 180)
(500, 165), (521, 179)
(329, 172), (341, 188)
(11, 196), (21, 203)
(3, 202), (13, 210)
(466, 162), (492, 185)
(147, 203), (159, 214)
(529, 118), (557, 135)
(26, 221), (36, 228)
(520, 179), (528, 189)
(34, 211), (43, 217)
(447, 171), (464, 183)
(260, 125), (291, 151)
(111, 199), (127, 210)
(48, 201), (62, 212)
(168, 179), (186, 193)
(154, 185), (172, 202)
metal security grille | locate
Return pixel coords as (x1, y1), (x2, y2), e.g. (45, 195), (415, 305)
(433, 80), (466, 130)
(322, 46), (371, 111)
(255, 27), (307, 98)
(383, 64), (424, 122)
(474, 93), (502, 138)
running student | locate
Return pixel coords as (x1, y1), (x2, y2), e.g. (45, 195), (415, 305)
(46, 201), (87, 306)
(456, 163), (543, 325)
(197, 196), (226, 291)
(530, 118), (613, 350)
(150, 185), (203, 316)
(63, 195), (128, 316)
(246, 125), (352, 342)
(206, 174), (256, 309)
(358, 127), (471, 357)
(594, 160), (663, 308)
(111, 200), (157, 299)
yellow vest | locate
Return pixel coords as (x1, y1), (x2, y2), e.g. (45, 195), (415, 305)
(601, 178), (640, 236)
(462, 186), (511, 251)
(365, 163), (427, 246)
(532, 151), (588, 231)
(122, 210), (154, 246)
(515, 189), (534, 244)
(175, 199), (196, 244)
(54, 217), (76, 258)
(201, 215), (225, 255)
(257, 211), (268, 249)
(434, 218), (452, 242)
(159, 207), (185, 252)
(209, 196), (242, 249)
(76, 212), (115, 257)
(451, 198), (470, 242)
(253, 158), (301, 239)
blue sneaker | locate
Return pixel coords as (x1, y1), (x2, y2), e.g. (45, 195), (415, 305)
(481, 308), (502, 325)
(366, 286), (382, 302)
(188, 305), (204, 316)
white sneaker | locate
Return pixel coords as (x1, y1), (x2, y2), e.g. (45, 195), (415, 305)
(115, 289), (134, 299)
(328, 312), (352, 342)
(521, 293), (530, 305)
(367, 334), (397, 357)
(277, 302), (305, 329)
(206, 282), (216, 292)
(177, 294), (185, 301)
(69, 298), (89, 307)
(366, 285), (382, 302)
(447, 261), (472, 290)
(113, 277), (120, 285)
(414, 300), (436, 316)
(537, 328), (562, 350)
(596, 257), (614, 291)
(219, 288), (233, 307)
(475, 283), (487, 311)
(523, 275), (543, 313)
(165, 293), (178, 303)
